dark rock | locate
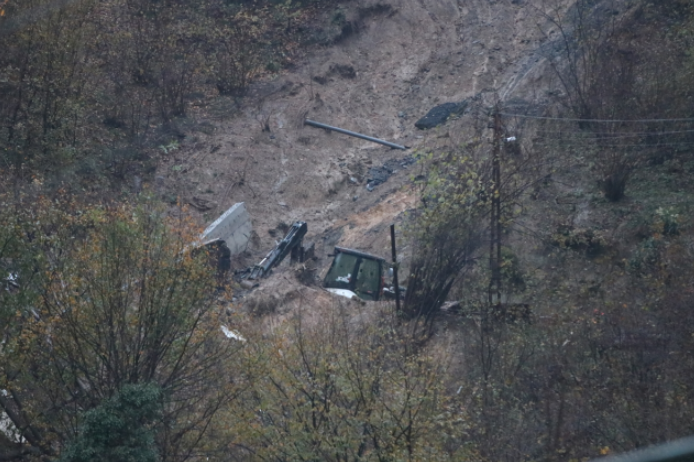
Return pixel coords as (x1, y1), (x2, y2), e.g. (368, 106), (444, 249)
(329, 63), (357, 79)
(365, 156), (417, 191)
(189, 196), (216, 211)
(415, 101), (468, 129)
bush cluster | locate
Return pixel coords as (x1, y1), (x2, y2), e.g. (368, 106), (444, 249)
(0, 0), (336, 189)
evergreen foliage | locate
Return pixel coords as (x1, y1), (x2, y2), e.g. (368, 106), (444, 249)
(59, 384), (162, 462)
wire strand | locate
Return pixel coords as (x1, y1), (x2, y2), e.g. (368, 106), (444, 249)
(531, 139), (694, 149)
(500, 113), (694, 124)
(530, 129), (694, 140)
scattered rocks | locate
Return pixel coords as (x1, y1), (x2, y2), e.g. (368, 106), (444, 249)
(366, 156), (417, 191)
(414, 100), (468, 129)
(189, 196), (216, 211)
(312, 63), (357, 85)
(330, 63), (357, 79)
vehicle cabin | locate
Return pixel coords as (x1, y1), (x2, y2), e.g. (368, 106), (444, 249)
(323, 246), (386, 301)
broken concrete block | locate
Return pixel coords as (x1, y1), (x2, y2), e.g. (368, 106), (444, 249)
(201, 202), (252, 255)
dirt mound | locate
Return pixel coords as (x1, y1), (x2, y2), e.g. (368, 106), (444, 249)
(238, 264), (372, 328)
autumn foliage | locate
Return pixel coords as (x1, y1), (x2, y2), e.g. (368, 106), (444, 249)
(0, 196), (245, 461)
(0, 0), (333, 189)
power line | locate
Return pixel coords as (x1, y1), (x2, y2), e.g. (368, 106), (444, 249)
(532, 139), (694, 149)
(500, 113), (694, 124)
(531, 129), (694, 140)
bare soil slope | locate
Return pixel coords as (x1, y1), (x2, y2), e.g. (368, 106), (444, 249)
(159, 0), (571, 298)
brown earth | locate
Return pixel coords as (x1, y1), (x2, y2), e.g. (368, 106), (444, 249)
(158, 0), (573, 306)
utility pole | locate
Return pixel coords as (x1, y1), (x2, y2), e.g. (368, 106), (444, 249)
(488, 106), (503, 309)
(390, 224), (401, 313)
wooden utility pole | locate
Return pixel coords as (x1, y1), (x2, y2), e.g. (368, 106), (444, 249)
(488, 106), (503, 309)
(390, 223), (401, 313)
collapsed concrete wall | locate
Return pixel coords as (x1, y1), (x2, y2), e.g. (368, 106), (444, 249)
(200, 202), (252, 255)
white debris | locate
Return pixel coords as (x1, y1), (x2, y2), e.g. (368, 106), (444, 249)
(3, 273), (19, 292)
(221, 325), (246, 342)
(506, 136), (517, 142)
(0, 396), (23, 443)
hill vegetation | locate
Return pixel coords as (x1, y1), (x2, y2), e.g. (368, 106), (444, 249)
(0, 0), (344, 191)
(2, 0), (694, 461)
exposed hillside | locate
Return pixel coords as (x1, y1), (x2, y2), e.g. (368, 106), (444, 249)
(190, 0), (694, 459)
(161, 0), (562, 264)
(3, 0), (694, 460)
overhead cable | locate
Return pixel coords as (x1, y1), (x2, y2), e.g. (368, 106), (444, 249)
(531, 129), (694, 140)
(500, 113), (694, 124)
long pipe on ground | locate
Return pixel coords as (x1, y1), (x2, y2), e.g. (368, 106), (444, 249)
(304, 119), (407, 150)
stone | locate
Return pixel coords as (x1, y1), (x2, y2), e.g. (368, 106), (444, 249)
(189, 196), (215, 211)
(415, 101), (468, 130)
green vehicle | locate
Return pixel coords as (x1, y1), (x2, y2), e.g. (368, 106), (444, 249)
(323, 246), (387, 301)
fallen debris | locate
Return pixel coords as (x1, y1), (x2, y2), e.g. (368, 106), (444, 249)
(200, 202), (252, 256)
(415, 101), (468, 130)
(366, 156), (417, 191)
(221, 325), (246, 342)
(235, 222), (310, 280)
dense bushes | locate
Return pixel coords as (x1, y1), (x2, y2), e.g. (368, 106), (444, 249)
(232, 304), (470, 461)
(539, 0), (694, 201)
(0, 195), (470, 461)
(0, 196), (245, 461)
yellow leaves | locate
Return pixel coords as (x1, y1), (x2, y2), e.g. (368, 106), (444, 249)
(237, 303), (461, 460)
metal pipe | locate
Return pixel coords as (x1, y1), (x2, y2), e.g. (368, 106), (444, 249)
(305, 119), (407, 150)
(591, 436), (694, 462)
(390, 224), (401, 312)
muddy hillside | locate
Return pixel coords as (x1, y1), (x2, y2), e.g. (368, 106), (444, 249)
(161, 0), (577, 291)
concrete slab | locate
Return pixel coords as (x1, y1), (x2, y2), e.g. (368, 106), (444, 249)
(200, 202), (252, 255)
